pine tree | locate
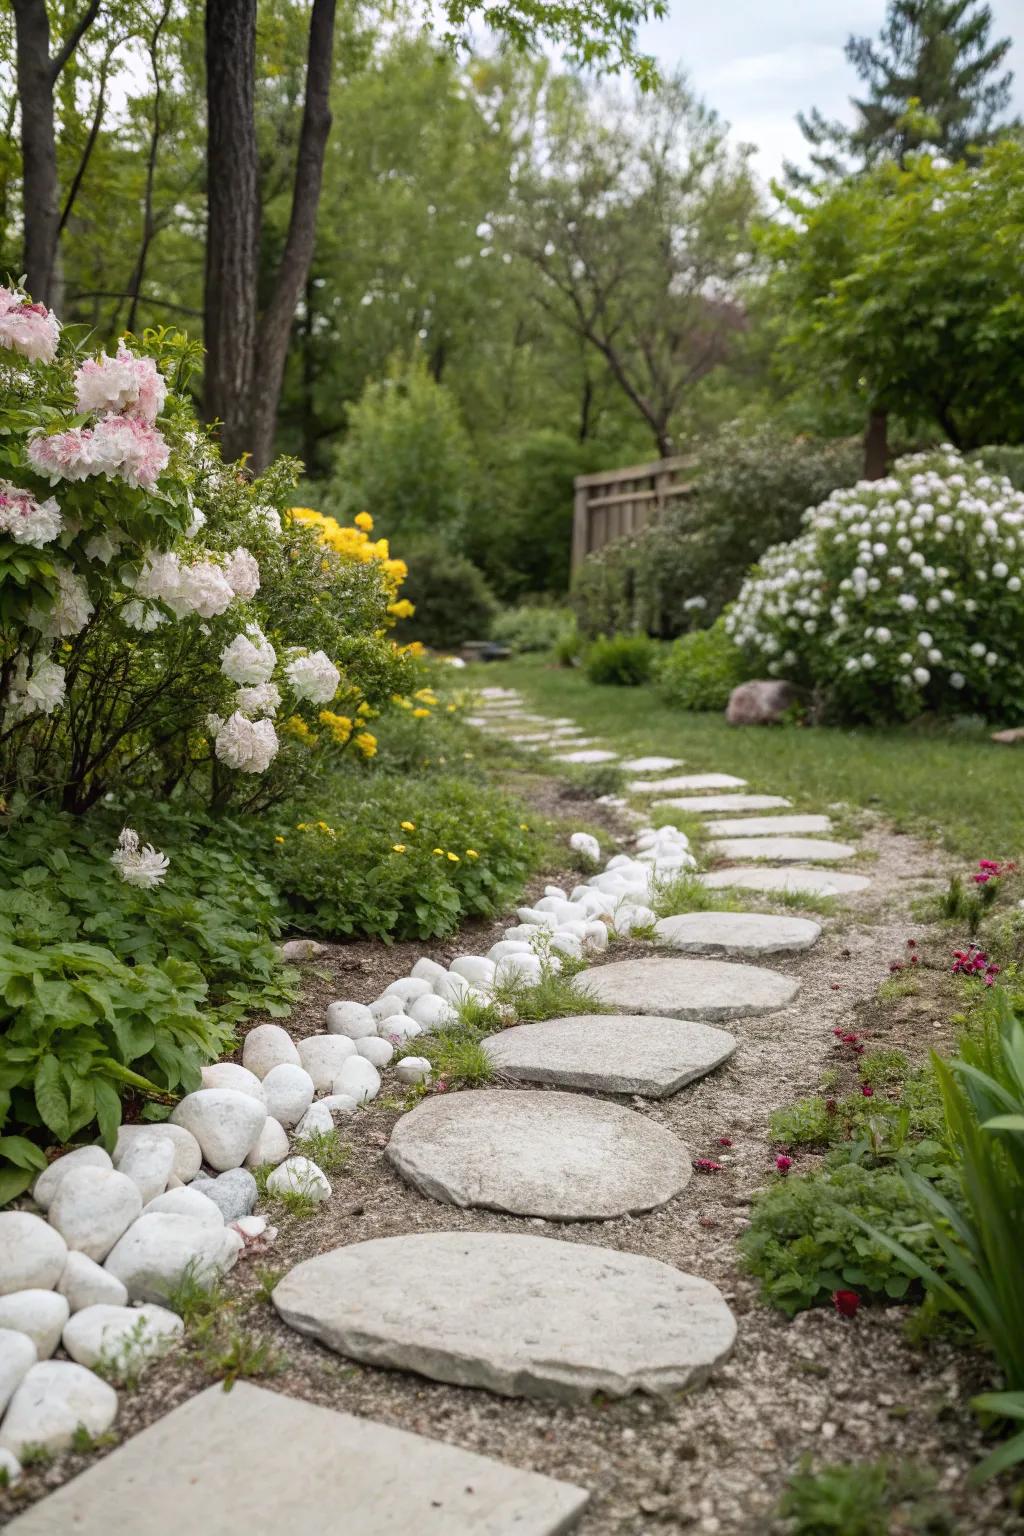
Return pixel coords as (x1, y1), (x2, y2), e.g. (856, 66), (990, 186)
(788, 0), (1017, 183)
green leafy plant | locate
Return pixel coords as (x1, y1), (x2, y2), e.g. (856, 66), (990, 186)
(491, 604), (576, 655)
(657, 618), (748, 712)
(584, 633), (658, 686)
(776, 1456), (954, 1536)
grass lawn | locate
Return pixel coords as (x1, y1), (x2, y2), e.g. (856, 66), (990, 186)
(482, 657), (1024, 861)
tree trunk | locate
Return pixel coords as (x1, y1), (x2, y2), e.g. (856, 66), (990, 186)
(13, 0), (59, 304)
(204, 0), (261, 462)
(864, 408), (888, 479)
(247, 0), (337, 472)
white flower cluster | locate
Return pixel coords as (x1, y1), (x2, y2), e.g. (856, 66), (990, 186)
(74, 345), (167, 424)
(220, 625), (276, 685)
(207, 711), (279, 773)
(726, 448), (1024, 719)
(0, 286), (60, 364)
(135, 547), (260, 621)
(285, 650), (340, 705)
(5, 655), (66, 719)
(0, 482), (62, 548)
(110, 826), (170, 889)
(27, 566), (94, 638)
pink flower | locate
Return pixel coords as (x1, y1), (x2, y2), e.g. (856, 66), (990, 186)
(716, 1136), (733, 1147)
(775, 1155), (793, 1173)
(0, 286), (60, 363)
(861, 1083), (874, 1097)
(692, 1158), (723, 1174)
(28, 414), (168, 490)
(832, 1289), (860, 1318)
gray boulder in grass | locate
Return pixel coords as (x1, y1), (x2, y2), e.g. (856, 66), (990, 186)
(726, 680), (801, 726)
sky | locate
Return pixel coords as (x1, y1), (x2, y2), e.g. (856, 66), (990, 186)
(636, 0), (1024, 187)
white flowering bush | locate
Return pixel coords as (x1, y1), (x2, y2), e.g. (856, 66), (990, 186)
(726, 448), (1024, 722)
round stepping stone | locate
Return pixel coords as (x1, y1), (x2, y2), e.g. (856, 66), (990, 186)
(710, 836), (855, 863)
(387, 1089), (691, 1220)
(703, 865), (871, 896)
(703, 814), (832, 838)
(619, 756), (683, 773)
(582, 957), (798, 1019)
(273, 1231), (736, 1403)
(655, 793), (791, 814)
(482, 1015), (736, 1097)
(553, 748), (618, 764)
(654, 911), (821, 957)
(629, 773), (746, 794)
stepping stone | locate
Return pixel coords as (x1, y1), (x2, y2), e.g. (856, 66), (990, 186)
(387, 1089), (691, 1220)
(582, 957), (798, 1020)
(655, 793), (791, 814)
(482, 1015), (736, 1096)
(654, 911), (821, 957)
(629, 773), (746, 795)
(711, 836), (855, 863)
(3, 1381), (589, 1535)
(553, 748), (618, 764)
(703, 866), (871, 896)
(273, 1232), (736, 1404)
(703, 814), (832, 838)
(620, 756), (683, 774)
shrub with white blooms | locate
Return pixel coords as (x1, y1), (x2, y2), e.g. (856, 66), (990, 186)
(725, 447), (1024, 722)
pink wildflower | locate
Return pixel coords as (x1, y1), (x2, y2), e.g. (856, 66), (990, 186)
(775, 1155), (793, 1174)
(692, 1158), (723, 1174)
(832, 1290), (860, 1318)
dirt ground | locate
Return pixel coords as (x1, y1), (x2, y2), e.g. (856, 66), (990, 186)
(3, 790), (1019, 1535)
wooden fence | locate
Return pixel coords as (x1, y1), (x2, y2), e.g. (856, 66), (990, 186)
(571, 455), (696, 571)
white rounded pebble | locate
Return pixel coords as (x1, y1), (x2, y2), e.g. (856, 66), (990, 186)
(487, 940), (533, 963)
(325, 1000), (377, 1039)
(296, 1035), (357, 1091)
(410, 957), (447, 983)
(32, 1147), (112, 1212)
(434, 972), (478, 1005)
(369, 994), (407, 1023)
(495, 953), (543, 986)
(544, 883), (569, 899)
(408, 994), (457, 1031)
(295, 1103), (335, 1138)
(583, 921), (610, 950)
(550, 932), (583, 959)
(114, 1124), (202, 1185)
(0, 1292), (69, 1360)
(241, 1022), (300, 1079)
(170, 1089), (267, 1172)
(317, 1094), (359, 1118)
(377, 1016), (422, 1045)
(279, 938), (325, 960)
(0, 1361), (117, 1458)
(261, 1064), (315, 1129)
(570, 831), (601, 863)
(0, 1447), (22, 1485)
(332, 1057), (381, 1105)
(0, 1328), (35, 1417)
(56, 1253), (128, 1313)
(103, 1213), (239, 1303)
(382, 977), (433, 1003)
(516, 907), (558, 929)
(356, 1037), (395, 1068)
(47, 1167), (142, 1264)
(114, 1135), (175, 1203)
(449, 955), (496, 987)
(62, 1302), (183, 1370)
(244, 1116), (290, 1169)
(231, 1215), (268, 1241)
(266, 1157), (331, 1203)
(394, 1057), (432, 1086)
(200, 1062), (267, 1102)
(144, 1187), (225, 1230)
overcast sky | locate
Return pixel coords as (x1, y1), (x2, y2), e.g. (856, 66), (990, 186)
(636, 0), (1024, 187)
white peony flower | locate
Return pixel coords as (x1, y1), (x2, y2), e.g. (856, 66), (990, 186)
(111, 827), (170, 889)
(897, 593), (918, 612)
(212, 711), (279, 773)
(28, 565), (94, 637)
(84, 531), (122, 565)
(286, 650), (340, 705)
(913, 666), (930, 685)
(179, 560), (235, 619)
(235, 681), (281, 718)
(950, 672), (966, 689)
(220, 626), (276, 685)
(250, 504), (282, 536)
(0, 482), (63, 548)
(120, 599), (167, 632)
(11, 656), (66, 718)
(224, 546), (260, 600)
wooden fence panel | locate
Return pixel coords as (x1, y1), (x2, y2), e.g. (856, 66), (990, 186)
(571, 455), (696, 570)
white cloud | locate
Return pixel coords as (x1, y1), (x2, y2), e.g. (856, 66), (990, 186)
(708, 43), (844, 89)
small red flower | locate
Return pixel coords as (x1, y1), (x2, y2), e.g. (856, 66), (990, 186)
(861, 1082), (874, 1097)
(906, 939), (917, 949)
(692, 1158), (723, 1174)
(716, 1136), (733, 1147)
(775, 1154), (793, 1174)
(832, 1289), (860, 1318)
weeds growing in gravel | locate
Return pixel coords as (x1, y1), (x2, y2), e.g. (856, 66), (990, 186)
(492, 961), (609, 1021)
(198, 1327), (285, 1388)
(768, 888), (839, 916)
(651, 872), (742, 918)
(776, 1456), (954, 1535)
(166, 1259), (285, 1386)
(69, 1426), (118, 1456)
(252, 1266), (285, 1304)
(165, 1263), (229, 1330)
(291, 1127), (350, 1175)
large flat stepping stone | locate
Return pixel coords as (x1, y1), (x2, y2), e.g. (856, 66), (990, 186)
(620, 756), (683, 773)
(703, 865), (871, 896)
(583, 957), (798, 1019)
(629, 773), (746, 794)
(655, 911), (821, 957)
(553, 748), (618, 764)
(482, 1014), (736, 1097)
(5, 1381), (589, 1535)
(387, 1089), (691, 1220)
(273, 1232), (736, 1404)
(704, 814), (832, 837)
(711, 836), (855, 863)
(656, 793), (791, 814)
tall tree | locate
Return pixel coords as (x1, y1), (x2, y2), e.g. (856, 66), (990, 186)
(791, 0), (1017, 182)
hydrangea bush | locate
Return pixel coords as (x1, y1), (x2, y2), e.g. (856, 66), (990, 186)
(726, 448), (1024, 722)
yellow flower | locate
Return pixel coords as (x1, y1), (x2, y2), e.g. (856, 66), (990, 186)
(318, 710), (352, 745)
(446, 703), (457, 713)
(432, 847), (444, 856)
(401, 821), (415, 831)
(447, 851), (460, 863)
(282, 715), (317, 746)
(387, 599), (415, 620)
(355, 731), (377, 757)
(466, 849), (479, 858)
(412, 707), (431, 719)
(392, 844), (406, 854)
(414, 688), (438, 705)
(274, 835), (285, 844)
(355, 511), (374, 532)
(519, 823), (530, 831)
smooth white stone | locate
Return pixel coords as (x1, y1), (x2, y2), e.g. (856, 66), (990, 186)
(703, 814), (833, 838)
(377, 1016), (422, 1045)
(279, 939), (326, 961)
(410, 957), (447, 983)
(434, 972), (480, 1005)
(295, 1103), (335, 1138)
(200, 1062), (267, 1102)
(369, 994), (407, 1023)
(104, 1213), (240, 1303)
(170, 1090), (268, 1172)
(115, 1136), (175, 1204)
(394, 1057), (432, 1086)
(569, 832), (601, 862)
(543, 884), (569, 899)
(47, 1167), (142, 1263)
(296, 1035), (357, 1092)
(583, 921), (610, 950)
(266, 1158), (331, 1204)
(0, 1292), (69, 1360)
(332, 1058), (381, 1105)
(701, 865), (872, 896)
(318, 1094), (359, 1118)
(494, 953), (543, 986)
(381, 977), (434, 1003)
(244, 1116), (290, 1169)
(610, 904), (657, 936)
(57, 1252), (129, 1313)
(62, 1303), (183, 1370)
(241, 1023), (300, 1079)
(408, 993), (458, 1031)
(144, 1188), (225, 1231)
(261, 1064), (315, 1129)
(0, 1329), (36, 1417)
(619, 756), (682, 773)
(0, 1447), (21, 1485)
(114, 1124), (202, 1185)
(550, 932), (583, 958)
(355, 1037), (394, 1068)
(232, 1216), (268, 1240)
(710, 836), (856, 863)
(449, 955), (496, 987)
(516, 907), (559, 929)
(32, 1147), (112, 1212)
(325, 1000), (377, 1039)
(0, 1361), (117, 1459)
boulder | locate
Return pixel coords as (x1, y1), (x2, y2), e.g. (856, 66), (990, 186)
(279, 939), (325, 960)
(332, 1058), (381, 1105)
(0, 1329), (36, 1417)
(32, 1146), (112, 1212)
(296, 1034), (357, 1091)
(324, 1000), (377, 1039)
(144, 1188), (225, 1230)
(57, 1252), (130, 1312)
(170, 1089), (267, 1171)
(240, 1023), (300, 1079)
(725, 679), (801, 726)
(103, 1212), (240, 1303)
(0, 1361), (118, 1458)
(0, 1213), (67, 1297)
(244, 1116), (290, 1169)
(260, 1064), (315, 1129)
(62, 1303), (183, 1371)
(355, 1037), (394, 1069)
(190, 1168), (257, 1223)
(266, 1158), (331, 1204)
(114, 1135), (175, 1203)
(114, 1123), (203, 1185)
(0, 1291), (69, 1359)
(200, 1062), (267, 1102)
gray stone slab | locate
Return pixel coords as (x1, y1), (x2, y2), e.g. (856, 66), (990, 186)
(387, 1089), (691, 1220)
(710, 836), (855, 862)
(629, 773), (746, 794)
(5, 1382), (588, 1535)
(654, 911), (821, 957)
(703, 814), (832, 838)
(702, 866), (871, 896)
(582, 957), (798, 1020)
(274, 1232), (736, 1404)
(482, 1015), (736, 1097)
(619, 756), (683, 773)
(654, 794), (791, 814)
(553, 749), (618, 764)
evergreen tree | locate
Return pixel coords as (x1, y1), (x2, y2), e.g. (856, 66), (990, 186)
(789, 0), (1017, 182)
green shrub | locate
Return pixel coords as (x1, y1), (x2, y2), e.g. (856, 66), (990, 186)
(971, 443), (1024, 491)
(395, 539), (498, 649)
(490, 605), (575, 654)
(562, 762), (625, 799)
(584, 634), (657, 686)
(657, 618), (747, 711)
(777, 1458), (954, 1536)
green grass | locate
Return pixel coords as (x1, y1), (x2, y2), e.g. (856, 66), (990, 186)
(487, 657), (1024, 859)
